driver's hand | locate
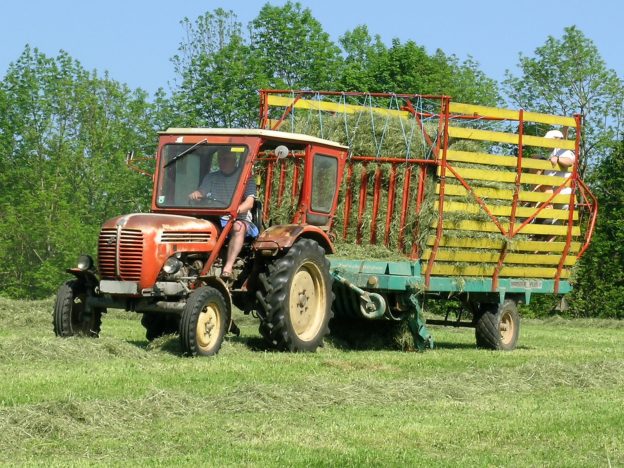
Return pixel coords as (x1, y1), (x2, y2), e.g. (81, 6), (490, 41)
(189, 190), (203, 200)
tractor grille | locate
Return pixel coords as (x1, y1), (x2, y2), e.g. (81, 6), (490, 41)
(161, 231), (211, 243)
(98, 228), (144, 280)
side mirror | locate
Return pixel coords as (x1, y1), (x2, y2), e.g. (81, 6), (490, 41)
(275, 145), (289, 159)
(125, 150), (155, 177)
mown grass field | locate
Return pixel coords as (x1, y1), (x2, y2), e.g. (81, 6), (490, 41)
(0, 297), (622, 466)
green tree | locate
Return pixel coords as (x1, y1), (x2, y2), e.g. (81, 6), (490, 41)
(504, 26), (624, 176)
(337, 29), (499, 105)
(337, 25), (385, 92)
(171, 9), (268, 128)
(0, 46), (155, 298)
(569, 140), (624, 318)
(249, 1), (342, 89)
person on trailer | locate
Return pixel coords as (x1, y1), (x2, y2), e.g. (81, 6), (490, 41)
(188, 148), (258, 279)
(542, 129), (575, 197)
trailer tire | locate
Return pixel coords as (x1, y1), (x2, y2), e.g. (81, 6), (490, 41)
(53, 280), (102, 337)
(256, 239), (333, 352)
(475, 300), (520, 350)
(179, 286), (229, 356)
(141, 313), (180, 341)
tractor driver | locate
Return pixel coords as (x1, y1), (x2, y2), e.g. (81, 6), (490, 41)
(188, 148), (258, 279)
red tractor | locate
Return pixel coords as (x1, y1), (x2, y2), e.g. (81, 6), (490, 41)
(54, 128), (348, 356)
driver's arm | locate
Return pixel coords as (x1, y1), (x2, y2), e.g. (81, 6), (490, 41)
(189, 190), (203, 200)
(237, 195), (255, 214)
(189, 173), (209, 200)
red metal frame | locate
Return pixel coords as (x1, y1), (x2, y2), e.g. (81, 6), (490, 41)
(342, 164), (354, 241)
(425, 97), (451, 287)
(356, 164), (369, 244)
(384, 165), (398, 247)
(410, 165), (428, 259)
(262, 160), (274, 221)
(370, 167), (382, 244)
(398, 166), (412, 252)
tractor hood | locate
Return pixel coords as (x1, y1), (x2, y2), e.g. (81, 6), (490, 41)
(97, 213), (218, 290)
(101, 212), (217, 233)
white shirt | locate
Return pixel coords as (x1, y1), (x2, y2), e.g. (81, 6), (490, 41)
(545, 148), (575, 195)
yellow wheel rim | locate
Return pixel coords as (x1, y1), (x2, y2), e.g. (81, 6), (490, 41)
(196, 302), (221, 352)
(499, 310), (515, 347)
(289, 261), (326, 342)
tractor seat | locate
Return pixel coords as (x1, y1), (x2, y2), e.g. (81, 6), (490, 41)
(252, 199), (263, 234)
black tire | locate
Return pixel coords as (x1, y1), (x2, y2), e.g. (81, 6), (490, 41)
(179, 286), (229, 356)
(256, 239), (333, 352)
(53, 280), (102, 337)
(141, 313), (180, 341)
(475, 299), (520, 350)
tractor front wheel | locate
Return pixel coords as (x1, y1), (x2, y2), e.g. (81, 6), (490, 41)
(475, 299), (520, 350)
(257, 239), (333, 352)
(179, 286), (229, 356)
(53, 280), (102, 337)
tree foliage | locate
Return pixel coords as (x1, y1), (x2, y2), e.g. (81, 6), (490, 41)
(569, 140), (624, 318)
(0, 47), (155, 298)
(170, 4), (500, 128)
(170, 9), (267, 128)
(504, 26), (624, 176)
(250, 1), (342, 89)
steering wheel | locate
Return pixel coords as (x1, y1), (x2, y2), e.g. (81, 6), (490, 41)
(188, 193), (228, 207)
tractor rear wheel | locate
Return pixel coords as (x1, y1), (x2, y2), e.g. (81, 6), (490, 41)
(53, 280), (102, 337)
(179, 286), (229, 356)
(475, 299), (520, 350)
(256, 239), (333, 352)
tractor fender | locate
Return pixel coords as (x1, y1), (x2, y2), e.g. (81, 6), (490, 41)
(65, 268), (100, 289)
(252, 224), (335, 255)
(200, 276), (233, 317)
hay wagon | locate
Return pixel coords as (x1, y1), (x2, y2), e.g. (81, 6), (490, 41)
(258, 90), (597, 350)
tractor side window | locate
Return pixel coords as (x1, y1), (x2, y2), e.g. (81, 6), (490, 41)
(311, 154), (338, 213)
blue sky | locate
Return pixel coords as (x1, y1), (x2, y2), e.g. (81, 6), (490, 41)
(1, 0), (622, 96)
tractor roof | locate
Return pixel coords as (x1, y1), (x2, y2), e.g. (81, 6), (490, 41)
(160, 128), (348, 150)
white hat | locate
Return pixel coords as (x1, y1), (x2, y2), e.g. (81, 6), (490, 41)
(544, 130), (564, 139)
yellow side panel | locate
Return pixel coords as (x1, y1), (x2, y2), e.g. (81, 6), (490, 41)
(442, 149), (572, 172)
(448, 126), (518, 145)
(521, 134), (575, 150)
(421, 249), (577, 266)
(448, 102), (576, 127)
(448, 126), (575, 150)
(440, 166), (569, 187)
(425, 236), (581, 253)
(429, 264), (570, 278)
(266, 95), (410, 119)
(430, 220), (581, 236)
(437, 201), (578, 220)
(438, 183), (572, 204)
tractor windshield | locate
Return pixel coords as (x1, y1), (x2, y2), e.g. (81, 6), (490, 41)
(156, 144), (249, 209)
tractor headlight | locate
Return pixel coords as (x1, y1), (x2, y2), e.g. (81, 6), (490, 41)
(163, 256), (182, 274)
(76, 254), (94, 271)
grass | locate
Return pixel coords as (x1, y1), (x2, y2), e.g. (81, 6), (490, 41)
(1, 297), (623, 466)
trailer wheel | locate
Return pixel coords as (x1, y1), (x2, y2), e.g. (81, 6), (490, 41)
(179, 286), (229, 356)
(53, 280), (102, 337)
(256, 239), (333, 352)
(141, 313), (180, 341)
(475, 300), (520, 350)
